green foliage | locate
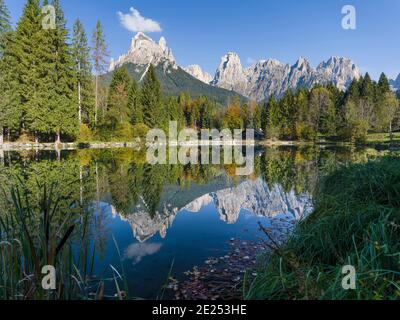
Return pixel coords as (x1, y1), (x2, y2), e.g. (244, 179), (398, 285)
(105, 66), (132, 130)
(128, 78), (143, 125)
(72, 19), (95, 126)
(246, 156), (400, 300)
(264, 74), (400, 143)
(132, 123), (150, 141)
(141, 64), (165, 129)
(1, 0), (78, 142)
(78, 123), (93, 142)
(91, 20), (108, 127)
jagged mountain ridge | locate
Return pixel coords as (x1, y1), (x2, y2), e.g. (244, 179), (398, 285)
(211, 53), (361, 100)
(106, 177), (312, 242)
(184, 65), (213, 84)
(106, 33), (242, 105)
(108, 32), (362, 102)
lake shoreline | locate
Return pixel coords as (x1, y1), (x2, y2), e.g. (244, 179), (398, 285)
(0, 138), (397, 151)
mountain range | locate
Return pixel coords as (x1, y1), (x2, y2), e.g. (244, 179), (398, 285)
(108, 32), (364, 102)
(106, 176), (313, 243)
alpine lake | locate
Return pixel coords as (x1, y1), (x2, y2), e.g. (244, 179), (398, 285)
(0, 145), (386, 299)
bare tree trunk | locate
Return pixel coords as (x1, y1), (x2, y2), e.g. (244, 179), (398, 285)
(95, 75), (98, 128)
(0, 126), (3, 144)
(56, 131), (61, 144)
(78, 79), (82, 125)
(0, 149), (4, 166)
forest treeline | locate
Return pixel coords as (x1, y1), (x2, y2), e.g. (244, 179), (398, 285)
(0, 0), (399, 144)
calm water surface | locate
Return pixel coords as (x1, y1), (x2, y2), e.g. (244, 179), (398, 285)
(0, 146), (383, 298)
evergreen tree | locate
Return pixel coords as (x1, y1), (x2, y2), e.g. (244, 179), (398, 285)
(0, 0), (14, 143)
(0, 0), (11, 57)
(378, 73), (390, 93)
(92, 20), (108, 127)
(72, 19), (94, 125)
(44, 0), (77, 142)
(141, 64), (164, 129)
(128, 78), (143, 125)
(267, 96), (281, 138)
(12, 0), (42, 139)
(106, 66), (132, 129)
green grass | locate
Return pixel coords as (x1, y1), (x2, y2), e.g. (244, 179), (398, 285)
(0, 182), (128, 300)
(245, 156), (400, 300)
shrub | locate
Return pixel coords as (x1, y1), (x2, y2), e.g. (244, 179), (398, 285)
(78, 124), (94, 142)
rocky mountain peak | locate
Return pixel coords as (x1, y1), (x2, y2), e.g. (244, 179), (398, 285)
(184, 65), (213, 84)
(210, 52), (361, 100)
(293, 57), (311, 71)
(211, 52), (248, 92)
(109, 32), (177, 72)
(315, 56), (361, 90)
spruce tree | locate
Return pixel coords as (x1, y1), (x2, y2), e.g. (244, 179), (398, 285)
(52, 0), (77, 142)
(106, 66), (132, 130)
(378, 73), (390, 93)
(141, 64), (164, 129)
(72, 19), (94, 125)
(0, 0), (11, 57)
(128, 79), (143, 125)
(32, 0), (77, 142)
(13, 0), (42, 139)
(0, 0), (14, 143)
(92, 20), (108, 128)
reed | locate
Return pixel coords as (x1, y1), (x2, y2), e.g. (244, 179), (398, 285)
(245, 156), (400, 300)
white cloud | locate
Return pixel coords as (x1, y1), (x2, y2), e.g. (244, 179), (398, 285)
(118, 7), (162, 33)
(124, 243), (162, 264)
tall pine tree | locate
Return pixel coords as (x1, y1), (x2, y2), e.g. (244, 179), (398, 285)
(30, 0), (77, 142)
(12, 0), (42, 139)
(106, 66), (132, 130)
(128, 79), (143, 125)
(141, 64), (164, 129)
(92, 20), (108, 128)
(0, 0), (14, 143)
(72, 19), (94, 126)
(0, 0), (11, 57)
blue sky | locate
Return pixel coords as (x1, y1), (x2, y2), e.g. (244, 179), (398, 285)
(5, 0), (400, 79)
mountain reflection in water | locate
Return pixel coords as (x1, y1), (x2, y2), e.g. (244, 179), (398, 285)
(103, 178), (313, 243)
(0, 146), (384, 298)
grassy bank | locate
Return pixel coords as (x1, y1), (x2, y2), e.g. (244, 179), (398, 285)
(245, 156), (400, 300)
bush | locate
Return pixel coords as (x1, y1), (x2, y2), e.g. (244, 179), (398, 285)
(114, 122), (134, 141)
(133, 123), (150, 142)
(77, 124), (94, 142)
(295, 122), (317, 141)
